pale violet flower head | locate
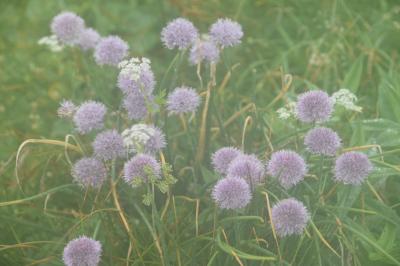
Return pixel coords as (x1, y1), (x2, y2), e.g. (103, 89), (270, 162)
(92, 129), (125, 161)
(331, 88), (362, 112)
(51, 11), (85, 44)
(122, 93), (158, 121)
(296, 90), (333, 123)
(57, 99), (76, 118)
(271, 198), (309, 237)
(166, 87), (201, 115)
(71, 157), (107, 188)
(63, 236), (102, 266)
(334, 151), (372, 185)
(77, 28), (100, 51)
(94, 36), (129, 66)
(267, 150), (307, 189)
(212, 176), (252, 209)
(161, 18), (198, 50)
(209, 18), (243, 48)
(121, 124), (166, 154)
(38, 35), (64, 52)
(123, 153), (161, 185)
(304, 127), (341, 156)
(211, 147), (242, 175)
(73, 101), (106, 134)
(189, 38), (220, 65)
(226, 154), (265, 188)
(117, 57), (155, 96)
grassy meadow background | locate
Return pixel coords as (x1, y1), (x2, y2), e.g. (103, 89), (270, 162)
(1, 0), (400, 265)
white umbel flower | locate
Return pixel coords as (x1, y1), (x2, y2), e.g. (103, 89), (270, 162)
(331, 88), (362, 112)
(38, 35), (64, 52)
(277, 101), (296, 120)
(121, 124), (156, 153)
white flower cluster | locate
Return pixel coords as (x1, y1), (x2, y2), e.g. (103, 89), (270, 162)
(331, 88), (362, 112)
(118, 57), (151, 83)
(38, 35), (64, 52)
(121, 123), (156, 153)
(276, 101), (296, 120)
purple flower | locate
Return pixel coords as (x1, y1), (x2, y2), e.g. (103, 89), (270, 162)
(73, 101), (106, 134)
(63, 236), (102, 266)
(117, 58), (155, 96)
(166, 87), (201, 115)
(334, 151), (372, 185)
(304, 127), (341, 156)
(51, 11), (85, 44)
(123, 93), (158, 121)
(92, 130), (125, 161)
(144, 126), (166, 154)
(189, 39), (220, 65)
(57, 99), (76, 118)
(71, 157), (107, 188)
(123, 154), (161, 185)
(267, 150), (307, 189)
(94, 36), (129, 66)
(226, 154), (265, 187)
(271, 198), (309, 237)
(77, 28), (100, 51)
(212, 176), (252, 209)
(211, 147), (242, 175)
(161, 18), (198, 50)
(209, 18), (243, 48)
(296, 90), (333, 123)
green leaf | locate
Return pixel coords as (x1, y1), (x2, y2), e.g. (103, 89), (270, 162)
(343, 56), (364, 93)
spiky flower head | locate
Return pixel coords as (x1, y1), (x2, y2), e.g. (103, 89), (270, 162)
(334, 151), (372, 185)
(77, 28), (100, 51)
(271, 198), (309, 237)
(304, 127), (341, 156)
(117, 57), (155, 96)
(212, 176), (252, 209)
(71, 157), (107, 188)
(211, 147), (242, 175)
(121, 124), (166, 154)
(161, 18), (198, 50)
(226, 154), (265, 187)
(267, 150), (307, 189)
(57, 99), (77, 118)
(123, 154), (161, 185)
(209, 18), (243, 48)
(51, 11), (85, 45)
(122, 93), (157, 121)
(92, 130), (125, 161)
(94, 36), (129, 66)
(296, 90), (333, 123)
(189, 38), (220, 65)
(166, 87), (201, 115)
(73, 101), (106, 134)
(63, 236), (102, 266)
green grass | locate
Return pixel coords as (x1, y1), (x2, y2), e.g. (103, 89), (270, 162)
(1, 0), (400, 265)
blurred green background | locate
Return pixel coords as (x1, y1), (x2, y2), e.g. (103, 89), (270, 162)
(1, 0), (400, 265)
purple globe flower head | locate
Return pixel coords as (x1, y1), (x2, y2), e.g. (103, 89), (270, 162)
(212, 176), (252, 209)
(57, 99), (76, 118)
(73, 101), (107, 134)
(123, 154), (161, 185)
(267, 150), (307, 189)
(211, 147), (242, 175)
(271, 198), (310, 237)
(77, 28), (100, 51)
(92, 129), (125, 161)
(189, 39), (220, 65)
(71, 157), (107, 188)
(117, 57), (155, 96)
(296, 90), (333, 123)
(144, 126), (166, 154)
(209, 18), (243, 48)
(166, 87), (201, 115)
(51, 11), (85, 45)
(63, 236), (102, 266)
(226, 154), (265, 187)
(94, 36), (129, 66)
(161, 18), (198, 50)
(304, 127), (341, 156)
(334, 151), (373, 185)
(123, 93), (158, 121)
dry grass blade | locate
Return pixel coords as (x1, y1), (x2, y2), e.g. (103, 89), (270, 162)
(310, 220), (340, 257)
(262, 191), (282, 262)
